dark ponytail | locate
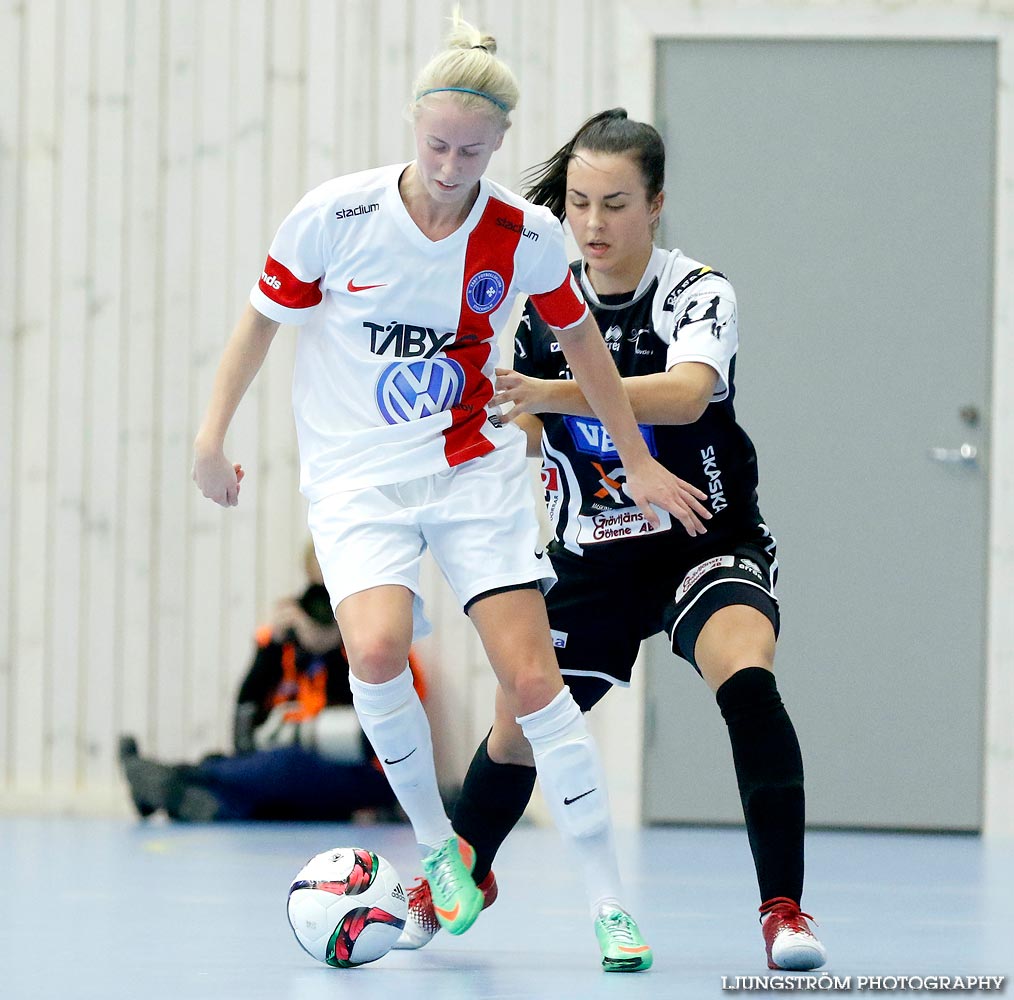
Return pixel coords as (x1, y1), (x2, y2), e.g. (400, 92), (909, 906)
(522, 108), (665, 220)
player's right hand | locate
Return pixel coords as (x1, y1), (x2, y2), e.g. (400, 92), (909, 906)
(192, 446), (244, 507)
(622, 454), (711, 537)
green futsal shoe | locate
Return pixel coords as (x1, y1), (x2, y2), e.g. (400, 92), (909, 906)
(420, 836), (484, 936)
(594, 905), (654, 972)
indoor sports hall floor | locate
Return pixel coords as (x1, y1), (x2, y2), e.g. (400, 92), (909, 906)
(1, 818), (1010, 1000)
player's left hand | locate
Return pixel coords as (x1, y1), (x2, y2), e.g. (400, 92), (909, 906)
(492, 368), (552, 419)
(623, 455), (712, 536)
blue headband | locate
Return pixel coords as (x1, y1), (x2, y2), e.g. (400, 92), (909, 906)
(416, 86), (510, 113)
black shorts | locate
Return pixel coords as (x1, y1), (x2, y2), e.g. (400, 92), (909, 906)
(548, 532), (780, 707)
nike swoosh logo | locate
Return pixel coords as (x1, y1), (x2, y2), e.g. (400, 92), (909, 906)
(433, 901), (460, 922)
(619, 945), (651, 953)
(563, 788), (596, 805)
(383, 748), (417, 765)
(347, 279), (387, 293)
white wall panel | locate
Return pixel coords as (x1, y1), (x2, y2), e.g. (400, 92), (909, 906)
(0, 0), (25, 788)
(119, 0), (163, 758)
(305, 0), (342, 188)
(153, 0), (197, 761)
(339, 0), (383, 176)
(2, 0), (1012, 840)
(259, 0), (307, 640)
(12, 0), (58, 791)
(221, 0), (268, 737)
(187, 0), (233, 755)
(46, 0), (90, 791)
(376, 0), (414, 166)
(48, 0), (92, 791)
(83, 0), (129, 788)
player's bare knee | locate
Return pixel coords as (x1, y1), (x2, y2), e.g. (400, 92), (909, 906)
(345, 635), (412, 684)
(501, 661), (564, 718)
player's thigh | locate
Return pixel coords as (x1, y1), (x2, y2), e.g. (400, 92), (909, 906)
(308, 484), (429, 676)
(662, 541), (780, 690)
(467, 587), (563, 717)
(694, 603), (776, 693)
(546, 549), (646, 690)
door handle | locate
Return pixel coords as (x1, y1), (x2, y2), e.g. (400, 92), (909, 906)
(928, 443), (978, 464)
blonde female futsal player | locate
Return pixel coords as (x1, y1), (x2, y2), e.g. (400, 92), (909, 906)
(192, 12), (710, 969)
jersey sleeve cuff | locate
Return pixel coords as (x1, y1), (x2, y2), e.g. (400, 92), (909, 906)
(249, 285), (315, 326)
(667, 355), (730, 400)
(528, 270), (589, 330)
(550, 301), (589, 331)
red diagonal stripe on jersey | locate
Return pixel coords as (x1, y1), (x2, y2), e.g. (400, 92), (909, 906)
(442, 198), (523, 466)
(259, 254), (323, 310)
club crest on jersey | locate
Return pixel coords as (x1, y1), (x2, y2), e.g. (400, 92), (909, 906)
(563, 417), (657, 460)
(376, 359), (465, 424)
(466, 270), (506, 315)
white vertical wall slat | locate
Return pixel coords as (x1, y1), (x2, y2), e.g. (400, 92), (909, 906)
(82, 0), (129, 787)
(304, 0), (341, 190)
(587, 0), (617, 118)
(220, 0), (268, 745)
(0, 0), (26, 788)
(154, 0), (197, 759)
(258, 0), (308, 632)
(12, 0), (59, 791)
(550, 0), (588, 153)
(339, 0), (381, 178)
(47, 0), (92, 791)
(513, 0), (553, 185)
(119, 0), (164, 756)
(186, 0), (234, 753)
(376, 0), (414, 167)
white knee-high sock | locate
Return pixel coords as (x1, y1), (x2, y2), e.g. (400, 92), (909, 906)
(349, 667), (453, 854)
(517, 687), (624, 917)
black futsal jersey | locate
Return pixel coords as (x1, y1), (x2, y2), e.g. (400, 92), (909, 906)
(515, 246), (767, 566)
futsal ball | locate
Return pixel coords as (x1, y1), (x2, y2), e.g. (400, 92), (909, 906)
(287, 847), (407, 967)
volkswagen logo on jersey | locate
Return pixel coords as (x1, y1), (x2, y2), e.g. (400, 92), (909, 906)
(466, 270), (506, 314)
(376, 358), (466, 424)
(564, 416), (657, 460)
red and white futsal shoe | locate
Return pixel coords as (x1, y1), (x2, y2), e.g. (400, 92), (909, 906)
(393, 869), (498, 950)
(760, 897), (828, 970)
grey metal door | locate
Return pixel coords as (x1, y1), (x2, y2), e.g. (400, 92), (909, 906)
(643, 39), (994, 830)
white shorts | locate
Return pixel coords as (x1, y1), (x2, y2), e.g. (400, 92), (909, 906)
(307, 431), (556, 640)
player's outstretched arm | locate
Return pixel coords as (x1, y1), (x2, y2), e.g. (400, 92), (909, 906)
(193, 304), (280, 507)
(554, 313), (710, 535)
(494, 363), (717, 426)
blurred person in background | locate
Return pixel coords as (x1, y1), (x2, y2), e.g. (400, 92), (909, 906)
(118, 542), (407, 823)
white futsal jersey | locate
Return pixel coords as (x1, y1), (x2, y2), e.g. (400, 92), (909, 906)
(250, 163), (588, 499)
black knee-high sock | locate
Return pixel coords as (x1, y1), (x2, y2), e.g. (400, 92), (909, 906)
(715, 667), (805, 904)
(452, 734), (537, 883)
